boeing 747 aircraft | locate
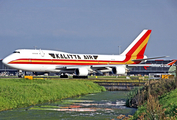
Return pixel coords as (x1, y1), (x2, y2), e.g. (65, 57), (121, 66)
(2, 29), (167, 78)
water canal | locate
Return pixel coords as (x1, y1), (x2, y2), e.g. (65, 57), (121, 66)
(0, 91), (137, 120)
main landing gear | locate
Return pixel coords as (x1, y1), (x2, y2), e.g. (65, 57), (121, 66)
(60, 73), (88, 79)
(73, 76), (88, 79)
(60, 73), (68, 78)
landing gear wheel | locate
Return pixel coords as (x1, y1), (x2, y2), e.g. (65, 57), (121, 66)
(18, 74), (24, 78)
(73, 76), (88, 79)
(18, 70), (24, 78)
(60, 73), (68, 78)
(60, 75), (68, 78)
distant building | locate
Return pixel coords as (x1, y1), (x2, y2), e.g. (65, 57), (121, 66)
(0, 60), (17, 76)
(128, 60), (173, 76)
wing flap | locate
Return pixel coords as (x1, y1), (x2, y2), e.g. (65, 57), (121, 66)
(56, 65), (83, 70)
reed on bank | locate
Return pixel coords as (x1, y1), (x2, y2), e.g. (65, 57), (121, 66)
(127, 79), (177, 119)
(0, 78), (106, 111)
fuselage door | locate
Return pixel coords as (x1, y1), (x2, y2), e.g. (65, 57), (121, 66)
(39, 49), (45, 57)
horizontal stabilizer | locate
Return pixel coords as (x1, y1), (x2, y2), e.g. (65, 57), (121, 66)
(132, 56), (169, 62)
(128, 64), (163, 67)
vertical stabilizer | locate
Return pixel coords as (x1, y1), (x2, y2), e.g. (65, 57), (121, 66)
(121, 29), (151, 59)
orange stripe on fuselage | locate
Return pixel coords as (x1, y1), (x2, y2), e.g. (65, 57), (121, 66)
(9, 59), (123, 65)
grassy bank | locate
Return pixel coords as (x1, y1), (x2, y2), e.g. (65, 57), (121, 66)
(0, 78), (106, 111)
(132, 89), (177, 119)
(127, 79), (177, 119)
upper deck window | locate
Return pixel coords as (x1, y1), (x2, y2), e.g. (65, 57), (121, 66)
(13, 51), (20, 53)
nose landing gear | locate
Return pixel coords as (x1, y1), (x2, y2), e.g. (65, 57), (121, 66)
(18, 70), (24, 78)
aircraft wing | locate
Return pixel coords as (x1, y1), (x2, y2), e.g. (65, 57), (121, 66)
(56, 65), (114, 75)
(56, 65), (115, 69)
(56, 63), (169, 71)
(56, 65), (81, 70)
(55, 60), (176, 76)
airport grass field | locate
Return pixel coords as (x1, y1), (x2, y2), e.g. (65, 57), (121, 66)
(33, 75), (148, 83)
(0, 78), (106, 111)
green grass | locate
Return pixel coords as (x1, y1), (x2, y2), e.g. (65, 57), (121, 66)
(159, 88), (177, 117)
(132, 89), (177, 119)
(130, 79), (177, 119)
(0, 78), (106, 111)
(32, 76), (148, 83)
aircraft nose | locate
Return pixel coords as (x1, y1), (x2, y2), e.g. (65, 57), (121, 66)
(2, 58), (7, 65)
(2, 57), (10, 65)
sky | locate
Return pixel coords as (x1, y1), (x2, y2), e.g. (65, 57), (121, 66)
(0, 0), (177, 59)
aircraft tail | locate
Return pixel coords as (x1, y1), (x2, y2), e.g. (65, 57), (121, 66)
(121, 29), (152, 60)
(167, 60), (177, 66)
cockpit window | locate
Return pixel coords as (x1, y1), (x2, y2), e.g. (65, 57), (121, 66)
(13, 51), (20, 53)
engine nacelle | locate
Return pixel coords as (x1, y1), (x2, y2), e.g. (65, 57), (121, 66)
(112, 66), (126, 75)
(75, 68), (89, 76)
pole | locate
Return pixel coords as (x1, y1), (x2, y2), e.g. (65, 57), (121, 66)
(175, 65), (177, 87)
(118, 46), (121, 54)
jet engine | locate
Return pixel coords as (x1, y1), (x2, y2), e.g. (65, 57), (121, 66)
(112, 66), (126, 75)
(75, 68), (89, 76)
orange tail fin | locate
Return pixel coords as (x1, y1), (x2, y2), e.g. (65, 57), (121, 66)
(121, 29), (151, 60)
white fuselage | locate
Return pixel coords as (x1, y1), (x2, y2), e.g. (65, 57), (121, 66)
(2, 49), (127, 72)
